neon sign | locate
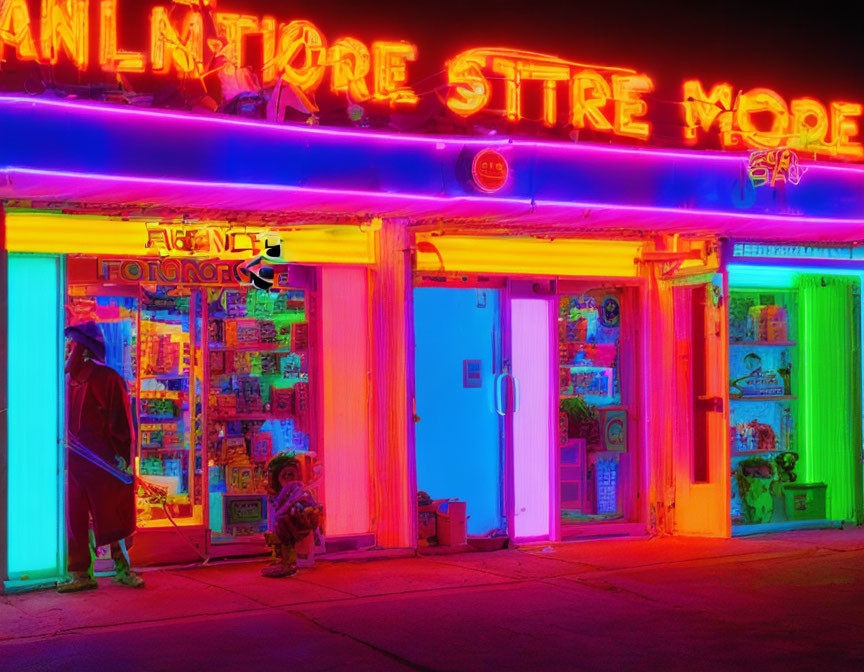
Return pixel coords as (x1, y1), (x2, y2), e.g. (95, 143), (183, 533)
(683, 81), (862, 159)
(747, 148), (806, 188)
(0, 1), (420, 110)
(1, 2), (862, 159)
(446, 48), (653, 139)
(471, 148), (508, 193)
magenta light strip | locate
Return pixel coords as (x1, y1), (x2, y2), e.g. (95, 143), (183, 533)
(4, 95), (864, 174)
(5, 167), (864, 226)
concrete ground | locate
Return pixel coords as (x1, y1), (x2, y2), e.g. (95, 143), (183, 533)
(2, 528), (864, 672)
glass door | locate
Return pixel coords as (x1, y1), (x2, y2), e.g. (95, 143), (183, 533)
(557, 288), (634, 535)
(136, 285), (204, 529)
(414, 287), (505, 539)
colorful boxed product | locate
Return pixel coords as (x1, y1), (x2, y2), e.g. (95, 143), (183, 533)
(271, 387), (295, 417)
(291, 322), (309, 350)
(233, 351), (251, 375)
(226, 291), (246, 317)
(251, 432), (273, 462)
(261, 353), (280, 375)
(260, 320), (277, 344)
(238, 376), (262, 413)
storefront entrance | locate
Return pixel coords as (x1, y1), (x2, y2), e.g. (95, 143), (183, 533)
(556, 285), (641, 539)
(413, 279), (643, 544)
(66, 257), (318, 563)
(414, 286), (506, 537)
(727, 266), (864, 534)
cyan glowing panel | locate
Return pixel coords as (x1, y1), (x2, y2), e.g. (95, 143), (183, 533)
(511, 298), (552, 539)
(414, 288), (502, 535)
(728, 264), (864, 289)
(7, 254), (64, 579)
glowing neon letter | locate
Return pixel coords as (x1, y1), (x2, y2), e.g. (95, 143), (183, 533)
(150, 7), (203, 76)
(517, 61), (570, 127)
(275, 20), (327, 101)
(612, 74), (652, 140)
(260, 15), (277, 84)
(682, 80), (733, 144)
(0, 0), (39, 67)
(372, 41), (419, 106)
(445, 50), (491, 117)
(40, 0), (88, 69)
(491, 56), (519, 122)
(329, 37), (371, 101)
(214, 13), (259, 68)
(571, 69), (613, 131)
(99, 0), (145, 73)
(830, 101), (863, 159)
(789, 98), (829, 154)
(735, 88), (790, 149)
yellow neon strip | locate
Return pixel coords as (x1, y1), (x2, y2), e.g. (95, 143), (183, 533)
(5, 211), (150, 255)
(4, 211), (376, 264)
(415, 234), (642, 277)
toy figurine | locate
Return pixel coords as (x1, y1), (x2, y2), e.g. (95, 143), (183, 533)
(261, 452), (322, 578)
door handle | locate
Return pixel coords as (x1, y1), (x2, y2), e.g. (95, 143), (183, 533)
(494, 374), (518, 415)
(495, 374), (506, 416)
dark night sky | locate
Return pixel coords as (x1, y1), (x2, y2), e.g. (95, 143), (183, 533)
(240, 0), (864, 101)
(2, 0), (859, 99)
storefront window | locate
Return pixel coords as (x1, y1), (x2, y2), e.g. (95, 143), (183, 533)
(66, 267), (316, 550)
(728, 276), (861, 529)
(206, 287), (312, 543)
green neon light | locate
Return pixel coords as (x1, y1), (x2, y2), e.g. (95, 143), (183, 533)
(798, 274), (858, 521)
(7, 254), (65, 580)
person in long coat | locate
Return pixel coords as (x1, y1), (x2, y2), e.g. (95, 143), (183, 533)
(59, 321), (144, 592)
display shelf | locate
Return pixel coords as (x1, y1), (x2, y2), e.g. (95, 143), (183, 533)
(730, 341), (796, 347)
(731, 449), (793, 457)
(560, 364), (615, 369)
(212, 413), (271, 421)
(730, 395), (796, 401)
(209, 344), (292, 353)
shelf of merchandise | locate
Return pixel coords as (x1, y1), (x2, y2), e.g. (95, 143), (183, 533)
(212, 413), (272, 422)
(730, 395), (796, 402)
(209, 344), (292, 353)
(560, 364), (615, 369)
(731, 449), (793, 458)
(730, 341), (796, 347)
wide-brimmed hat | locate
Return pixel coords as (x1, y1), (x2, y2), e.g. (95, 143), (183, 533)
(65, 321), (106, 363)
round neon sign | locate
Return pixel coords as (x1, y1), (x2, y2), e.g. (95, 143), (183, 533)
(471, 149), (509, 193)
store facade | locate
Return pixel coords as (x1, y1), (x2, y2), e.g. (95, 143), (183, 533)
(2, 90), (864, 590)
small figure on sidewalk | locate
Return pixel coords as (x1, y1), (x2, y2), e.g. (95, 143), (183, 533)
(59, 322), (145, 593)
(261, 452), (322, 578)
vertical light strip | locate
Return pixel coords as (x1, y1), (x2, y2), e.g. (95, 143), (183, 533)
(511, 298), (552, 539)
(7, 254), (64, 579)
(798, 274), (857, 521)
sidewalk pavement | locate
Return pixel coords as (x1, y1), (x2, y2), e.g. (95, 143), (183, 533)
(2, 528), (864, 671)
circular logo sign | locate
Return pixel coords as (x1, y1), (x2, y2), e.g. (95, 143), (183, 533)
(471, 149), (509, 193)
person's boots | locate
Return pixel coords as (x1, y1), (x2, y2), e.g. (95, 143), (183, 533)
(57, 571), (98, 593)
(113, 553), (145, 588)
(261, 534), (296, 578)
